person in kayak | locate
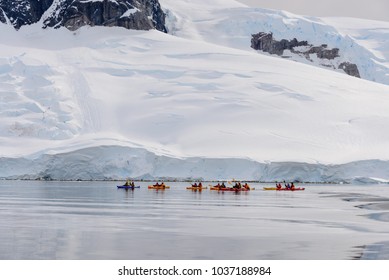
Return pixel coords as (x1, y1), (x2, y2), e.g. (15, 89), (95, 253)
(124, 179), (133, 186)
(243, 183), (250, 190)
(153, 182), (165, 188)
(290, 182), (295, 190)
(276, 183), (282, 189)
(233, 182), (242, 189)
(213, 182), (225, 189)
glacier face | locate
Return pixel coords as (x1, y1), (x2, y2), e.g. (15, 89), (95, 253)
(2, 145), (389, 183)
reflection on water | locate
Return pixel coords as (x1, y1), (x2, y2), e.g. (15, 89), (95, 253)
(359, 241), (389, 259)
(1, 181), (389, 259)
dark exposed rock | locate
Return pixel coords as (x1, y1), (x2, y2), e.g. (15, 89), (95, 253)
(339, 62), (361, 78)
(251, 32), (308, 56)
(251, 32), (274, 53)
(307, 46), (339, 60)
(251, 32), (360, 78)
(43, 0), (167, 32)
(0, 0), (54, 29)
(0, 8), (5, 23)
(0, 0), (166, 32)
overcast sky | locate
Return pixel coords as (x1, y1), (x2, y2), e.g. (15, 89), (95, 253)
(238, 0), (389, 22)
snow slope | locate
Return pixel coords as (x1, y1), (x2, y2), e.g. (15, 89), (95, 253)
(322, 17), (389, 79)
(1, 0), (389, 182)
(162, 0), (389, 85)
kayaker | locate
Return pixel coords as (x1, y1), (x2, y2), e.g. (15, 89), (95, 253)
(243, 183), (250, 190)
(124, 179), (131, 186)
(192, 182), (198, 188)
(198, 182), (203, 188)
(276, 183), (282, 189)
(291, 182), (295, 190)
(221, 182), (226, 188)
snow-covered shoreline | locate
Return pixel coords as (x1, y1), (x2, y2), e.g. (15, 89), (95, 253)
(2, 145), (389, 183)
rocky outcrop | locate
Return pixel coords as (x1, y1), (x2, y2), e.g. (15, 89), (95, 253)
(0, 0), (167, 32)
(307, 45), (339, 60)
(339, 62), (361, 78)
(251, 32), (360, 78)
(0, 0), (53, 29)
(43, 0), (167, 32)
(251, 32), (308, 56)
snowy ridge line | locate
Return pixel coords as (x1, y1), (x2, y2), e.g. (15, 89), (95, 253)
(1, 145), (389, 183)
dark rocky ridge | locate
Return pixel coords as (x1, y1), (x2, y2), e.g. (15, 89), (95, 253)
(0, 0), (53, 28)
(251, 32), (309, 56)
(0, 0), (166, 32)
(251, 32), (360, 78)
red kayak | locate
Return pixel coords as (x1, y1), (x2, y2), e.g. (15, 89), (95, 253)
(263, 187), (305, 191)
(277, 188), (305, 191)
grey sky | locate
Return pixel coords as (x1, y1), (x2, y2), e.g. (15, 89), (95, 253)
(238, 0), (389, 22)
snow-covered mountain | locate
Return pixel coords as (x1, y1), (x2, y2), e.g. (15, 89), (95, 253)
(1, 0), (389, 183)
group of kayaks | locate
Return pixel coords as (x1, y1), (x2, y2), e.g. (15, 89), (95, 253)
(117, 180), (305, 192)
(117, 180), (170, 189)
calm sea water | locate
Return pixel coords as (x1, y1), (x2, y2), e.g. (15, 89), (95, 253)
(1, 180), (389, 260)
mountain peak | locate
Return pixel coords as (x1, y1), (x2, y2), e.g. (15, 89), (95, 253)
(0, 0), (167, 32)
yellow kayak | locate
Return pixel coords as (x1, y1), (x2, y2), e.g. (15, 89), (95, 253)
(148, 185), (170, 189)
